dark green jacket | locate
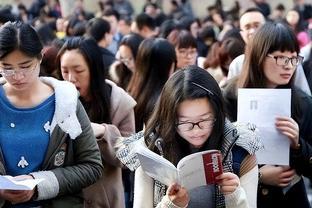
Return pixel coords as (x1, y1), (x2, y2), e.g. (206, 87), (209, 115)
(0, 77), (103, 207)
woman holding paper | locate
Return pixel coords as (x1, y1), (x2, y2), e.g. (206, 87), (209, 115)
(117, 65), (262, 208)
(222, 22), (312, 208)
(0, 21), (102, 207)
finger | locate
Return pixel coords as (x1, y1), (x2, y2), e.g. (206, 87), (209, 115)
(276, 120), (299, 132)
(276, 123), (298, 132)
(7, 194), (26, 204)
(281, 131), (297, 142)
(219, 179), (239, 186)
(13, 191), (33, 204)
(275, 116), (295, 123)
(279, 177), (293, 184)
(276, 128), (298, 139)
(277, 130), (297, 142)
(176, 187), (188, 197)
(167, 183), (180, 195)
(6, 190), (25, 194)
(19, 192), (33, 203)
(275, 116), (289, 120)
(216, 172), (238, 180)
(281, 169), (296, 178)
(220, 185), (236, 194)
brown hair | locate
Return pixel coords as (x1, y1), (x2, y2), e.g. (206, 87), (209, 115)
(167, 29), (197, 49)
(238, 22), (299, 88)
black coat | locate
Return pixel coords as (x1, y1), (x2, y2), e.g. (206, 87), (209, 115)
(100, 47), (116, 73)
(222, 78), (312, 208)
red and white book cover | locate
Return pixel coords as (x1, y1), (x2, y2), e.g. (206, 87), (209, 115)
(136, 146), (223, 191)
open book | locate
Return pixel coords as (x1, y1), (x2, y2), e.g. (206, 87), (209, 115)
(135, 145), (223, 190)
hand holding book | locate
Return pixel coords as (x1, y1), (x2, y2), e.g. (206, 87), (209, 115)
(135, 145), (223, 190)
(216, 172), (240, 195)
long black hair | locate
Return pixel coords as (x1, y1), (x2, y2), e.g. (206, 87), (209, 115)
(128, 38), (177, 131)
(56, 37), (111, 124)
(145, 65), (226, 165)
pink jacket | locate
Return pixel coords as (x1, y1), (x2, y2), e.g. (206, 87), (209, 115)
(83, 80), (136, 208)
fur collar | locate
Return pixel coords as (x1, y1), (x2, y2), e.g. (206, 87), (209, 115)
(40, 77), (82, 139)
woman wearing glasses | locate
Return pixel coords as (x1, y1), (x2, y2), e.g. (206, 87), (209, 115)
(117, 65), (262, 207)
(0, 22), (102, 207)
(223, 22), (312, 207)
(167, 29), (198, 69)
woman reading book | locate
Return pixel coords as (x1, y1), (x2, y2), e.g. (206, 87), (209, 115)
(117, 65), (262, 208)
(0, 21), (102, 207)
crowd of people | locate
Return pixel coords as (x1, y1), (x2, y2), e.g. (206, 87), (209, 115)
(0, 0), (312, 207)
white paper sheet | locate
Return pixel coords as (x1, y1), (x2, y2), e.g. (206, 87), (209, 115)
(0, 175), (44, 190)
(237, 89), (291, 165)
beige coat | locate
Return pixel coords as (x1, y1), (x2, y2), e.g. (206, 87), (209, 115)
(83, 80), (136, 208)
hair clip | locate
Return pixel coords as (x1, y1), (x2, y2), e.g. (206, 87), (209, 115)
(191, 82), (214, 96)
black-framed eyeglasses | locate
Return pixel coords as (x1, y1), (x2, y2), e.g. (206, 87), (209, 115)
(267, 54), (303, 67)
(176, 118), (216, 132)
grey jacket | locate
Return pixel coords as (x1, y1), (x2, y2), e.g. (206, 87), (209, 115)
(0, 77), (103, 207)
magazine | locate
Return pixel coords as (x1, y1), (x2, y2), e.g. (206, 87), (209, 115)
(135, 145), (223, 190)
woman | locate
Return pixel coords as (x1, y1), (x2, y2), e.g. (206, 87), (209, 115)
(56, 37), (136, 208)
(127, 38), (176, 132)
(117, 65), (261, 208)
(223, 22), (312, 208)
(0, 21), (102, 207)
(110, 33), (144, 90)
(203, 36), (245, 86)
(285, 9), (309, 48)
(167, 29), (198, 69)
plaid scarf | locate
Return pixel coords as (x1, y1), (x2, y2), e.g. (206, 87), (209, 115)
(116, 120), (262, 208)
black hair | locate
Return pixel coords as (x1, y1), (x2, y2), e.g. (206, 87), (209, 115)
(0, 21), (42, 59)
(128, 38), (177, 131)
(119, 33), (144, 59)
(102, 8), (120, 21)
(56, 37), (111, 124)
(240, 22), (299, 88)
(36, 23), (57, 46)
(135, 13), (156, 31)
(158, 19), (178, 38)
(145, 65), (226, 164)
(86, 17), (111, 42)
(240, 7), (263, 19)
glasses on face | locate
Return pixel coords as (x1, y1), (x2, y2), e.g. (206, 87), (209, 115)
(176, 118), (216, 132)
(267, 54), (303, 67)
(0, 60), (38, 77)
(178, 49), (197, 58)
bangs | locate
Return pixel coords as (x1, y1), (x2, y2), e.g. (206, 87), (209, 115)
(268, 23), (299, 54)
(168, 29), (197, 49)
(177, 32), (197, 49)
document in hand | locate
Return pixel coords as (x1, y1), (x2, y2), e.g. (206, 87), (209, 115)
(135, 145), (223, 190)
(0, 175), (44, 190)
(237, 88), (291, 165)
